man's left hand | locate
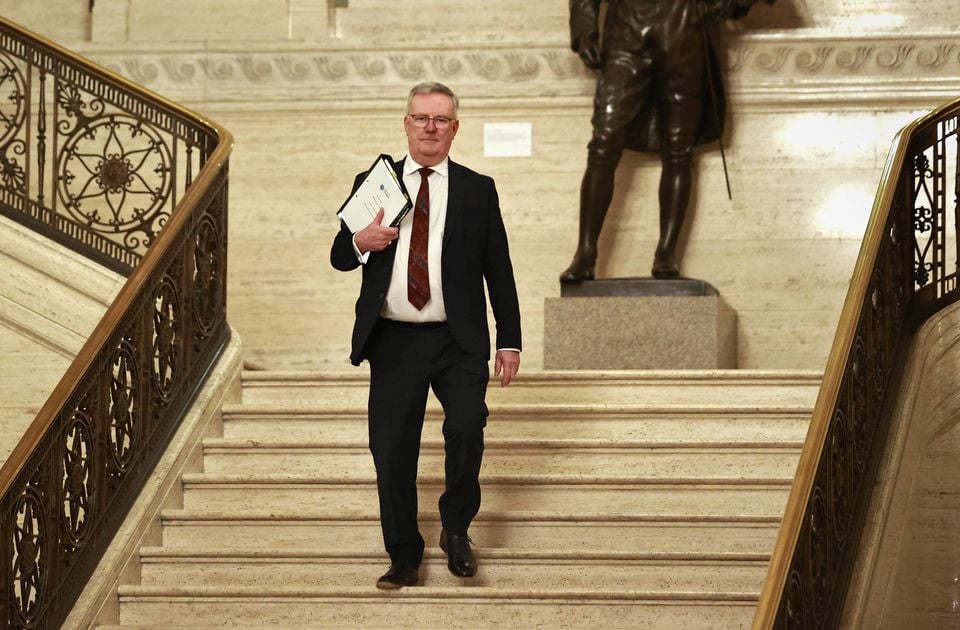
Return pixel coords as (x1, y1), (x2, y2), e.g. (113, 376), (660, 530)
(494, 350), (520, 387)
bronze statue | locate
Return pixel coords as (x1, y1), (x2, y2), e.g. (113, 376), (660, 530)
(560, 0), (772, 283)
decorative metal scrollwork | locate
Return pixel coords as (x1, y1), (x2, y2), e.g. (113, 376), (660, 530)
(913, 152), (936, 289)
(57, 113), (172, 250)
(56, 83), (106, 136)
(0, 140), (25, 193)
(869, 276), (888, 404)
(829, 410), (849, 548)
(808, 488), (829, 627)
(12, 488), (46, 627)
(0, 51), (26, 195)
(913, 205), (933, 234)
(62, 412), (94, 546)
(110, 339), (139, 471)
(152, 276), (181, 401)
(785, 571), (804, 630)
(0, 51), (26, 146)
(193, 215), (223, 336)
(849, 340), (869, 473)
(888, 216), (908, 323)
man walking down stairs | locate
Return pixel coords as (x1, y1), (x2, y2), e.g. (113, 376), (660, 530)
(104, 369), (818, 628)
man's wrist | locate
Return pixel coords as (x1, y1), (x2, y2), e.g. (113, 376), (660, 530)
(352, 233), (371, 264)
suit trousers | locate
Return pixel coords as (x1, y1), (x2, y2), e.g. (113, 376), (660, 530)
(366, 318), (489, 567)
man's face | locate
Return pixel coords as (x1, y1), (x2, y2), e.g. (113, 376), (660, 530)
(404, 92), (459, 167)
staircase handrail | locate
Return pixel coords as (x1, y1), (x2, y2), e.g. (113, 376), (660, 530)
(754, 97), (960, 628)
(0, 18), (232, 629)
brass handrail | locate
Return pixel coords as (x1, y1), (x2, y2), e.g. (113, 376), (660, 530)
(0, 17), (232, 629)
(754, 97), (960, 628)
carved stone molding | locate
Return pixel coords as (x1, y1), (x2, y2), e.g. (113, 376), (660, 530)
(78, 33), (960, 108)
(738, 35), (959, 76)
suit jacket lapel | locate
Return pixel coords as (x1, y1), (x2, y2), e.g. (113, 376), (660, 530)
(443, 159), (461, 252)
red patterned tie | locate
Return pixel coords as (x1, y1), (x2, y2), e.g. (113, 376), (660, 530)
(408, 167), (432, 310)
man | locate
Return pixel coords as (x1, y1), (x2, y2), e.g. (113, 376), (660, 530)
(330, 82), (522, 589)
(559, 0), (772, 283)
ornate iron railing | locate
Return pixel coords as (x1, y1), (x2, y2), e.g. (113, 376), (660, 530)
(754, 99), (960, 629)
(0, 18), (232, 629)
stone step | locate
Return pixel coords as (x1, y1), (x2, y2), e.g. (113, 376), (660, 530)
(199, 440), (801, 479)
(116, 584), (757, 628)
(158, 511), (781, 555)
(179, 474), (790, 516)
(220, 405), (812, 444)
(240, 369), (821, 409)
(138, 547), (769, 592)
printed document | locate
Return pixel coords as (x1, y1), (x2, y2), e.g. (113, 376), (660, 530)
(337, 156), (411, 233)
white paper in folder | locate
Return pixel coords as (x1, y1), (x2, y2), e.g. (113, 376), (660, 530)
(336, 155), (412, 234)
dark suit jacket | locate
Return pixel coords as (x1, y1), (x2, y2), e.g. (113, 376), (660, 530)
(330, 158), (522, 366)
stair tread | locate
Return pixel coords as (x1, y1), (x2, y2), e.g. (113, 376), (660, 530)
(241, 369), (823, 382)
(138, 546), (770, 562)
(181, 472), (796, 485)
(160, 508), (783, 523)
(222, 402), (815, 415)
(118, 583), (761, 601)
(202, 436), (804, 449)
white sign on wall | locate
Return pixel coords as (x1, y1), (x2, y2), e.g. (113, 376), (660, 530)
(483, 122), (533, 158)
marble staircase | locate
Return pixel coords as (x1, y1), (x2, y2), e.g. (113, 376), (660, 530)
(105, 370), (818, 628)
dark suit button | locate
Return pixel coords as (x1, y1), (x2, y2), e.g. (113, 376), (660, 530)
(378, 293), (385, 298)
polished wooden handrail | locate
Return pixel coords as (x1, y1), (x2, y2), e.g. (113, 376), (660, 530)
(0, 17), (232, 629)
(754, 97), (960, 628)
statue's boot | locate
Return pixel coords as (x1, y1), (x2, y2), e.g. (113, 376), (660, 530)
(651, 152), (690, 280)
(560, 163), (616, 284)
(651, 247), (679, 278)
(560, 251), (596, 284)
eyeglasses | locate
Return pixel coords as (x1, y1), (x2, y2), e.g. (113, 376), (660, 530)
(408, 114), (455, 130)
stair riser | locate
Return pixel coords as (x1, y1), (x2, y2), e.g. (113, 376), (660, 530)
(119, 597), (756, 628)
(139, 557), (768, 591)
(240, 378), (819, 409)
(159, 520), (780, 555)
(200, 447), (800, 480)
(178, 483), (790, 518)
(221, 414), (811, 444)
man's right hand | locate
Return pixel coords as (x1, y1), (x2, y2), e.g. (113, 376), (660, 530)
(354, 208), (399, 254)
(576, 32), (602, 70)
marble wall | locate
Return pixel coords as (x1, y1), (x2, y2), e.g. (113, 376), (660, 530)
(1, 1), (956, 369)
(0, 0), (89, 42)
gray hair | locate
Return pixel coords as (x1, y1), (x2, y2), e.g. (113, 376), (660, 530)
(407, 82), (459, 118)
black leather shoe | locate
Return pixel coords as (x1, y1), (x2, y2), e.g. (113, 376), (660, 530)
(439, 528), (477, 578)
(376, 563), (419, 589)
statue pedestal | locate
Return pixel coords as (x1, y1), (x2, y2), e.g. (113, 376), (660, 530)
(544, 278), (737, 370)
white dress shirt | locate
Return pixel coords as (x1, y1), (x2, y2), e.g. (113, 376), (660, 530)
(353, 154), (449, 322)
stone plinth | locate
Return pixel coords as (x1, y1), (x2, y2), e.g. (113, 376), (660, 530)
(544, 278), (736, 369)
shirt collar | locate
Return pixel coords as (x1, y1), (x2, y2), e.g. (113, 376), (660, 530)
(404, 154), (449, 178)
